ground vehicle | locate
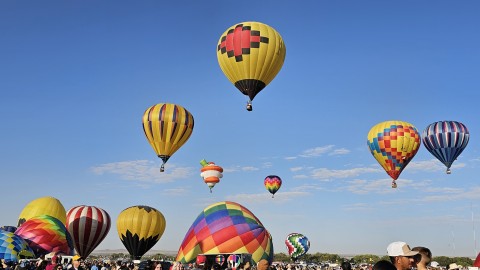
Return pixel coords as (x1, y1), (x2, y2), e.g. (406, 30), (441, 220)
(196, 253), (253, 270)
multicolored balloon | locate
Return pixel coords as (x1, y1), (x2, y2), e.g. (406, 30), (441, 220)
(0, 229), (35, 262)
(367, 120), (421, 188)
(116, 205), (166, 260)
(422, 121), (470, 174)
(215, 254), (226, 266)
(142, 103), (194, 172)
(217, 22), (286, 111)
(285, 233), (310, 262)
(227, 254), (241, 268)
(15, 215), (74, 256)
(18, 196), (66, 227)
(66, 205), (111, 258)
(200, 159), (224, 192)
(176, 201), (273, 264)
(264, 175), (282, 198)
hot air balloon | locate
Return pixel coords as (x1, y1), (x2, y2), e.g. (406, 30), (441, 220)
(367, 120), (421, 188)
(142, 103), (194, 172)
(422, 121), (469, 174)
(285, 233), (310, 262)
(264, 175), (282, 198)
(15, 215), (74, 256)
(116, 206), (166, 260)
(176, 201), (273, 264)
(18, 196), (66, 227)
(215, 255), (226, 266)
(200, 159), (224, 192)
(66, 205), (111, 258)
(217, 21), (286, 111)
(0, 229), (35, 262)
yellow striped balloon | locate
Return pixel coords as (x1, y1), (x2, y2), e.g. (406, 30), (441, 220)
(367, 120), (421, 188)
(217, 21), (286, 111)
(142, 103), (194, 172)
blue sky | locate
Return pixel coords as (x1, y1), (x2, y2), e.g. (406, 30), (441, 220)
(1, 0), (480, 259)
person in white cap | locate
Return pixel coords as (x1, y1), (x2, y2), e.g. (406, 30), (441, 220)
(387, 241), (419, 270)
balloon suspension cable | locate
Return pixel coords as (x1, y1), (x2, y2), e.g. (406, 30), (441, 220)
(447, 168), (452, 174)
(246, 101), (253, 111)
(391, 181), (397, 189)
(160, 164), (165, 172)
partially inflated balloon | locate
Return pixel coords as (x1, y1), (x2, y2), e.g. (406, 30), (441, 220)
(15, 215), (74, 256)
(423, 121), (469, 174)
(264, 175), (282, 198)
(217, 22), (286, 111)
(142, 103), (194, 172)
(0, 229), (35, 262)
(367, 120), (421, 188)
(176, 201), (273, 264)
(66, 205), (111, 258)
(285, 233), (310, 262)
(18, 196), (66, 227)
(116, 206), (166, 260)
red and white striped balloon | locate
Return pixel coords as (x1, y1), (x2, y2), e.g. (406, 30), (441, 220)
(66, 205), (111, 258)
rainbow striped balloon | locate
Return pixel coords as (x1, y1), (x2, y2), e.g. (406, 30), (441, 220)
(215, 254), (226, 266)
(15, 215), (74, 256)
(264, 175), (282, 198)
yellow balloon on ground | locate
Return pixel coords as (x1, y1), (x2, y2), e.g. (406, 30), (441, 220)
(142, 103), (194, 172)
(17, 196), (66, 227)
(217, 21), (286, 111)
(116, 205), (166, 260)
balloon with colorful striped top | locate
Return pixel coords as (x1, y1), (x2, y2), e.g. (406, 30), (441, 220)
(176, 201), (274, 264)
(285, 233), (310, 262)
(422, 121), (470, 174)
(227, 254), (241, 268)
(367, 120), (421, 188)
(0, 229), (35, 262)
(66, 205), (111, 258)
(142, 103), (194, 172)
(15, 215), (74, 256)
(264, 175), (282, 198)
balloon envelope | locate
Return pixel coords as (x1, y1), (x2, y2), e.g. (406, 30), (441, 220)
(142, 103), (194, 172)
(0, 229), (35, 262)
(285, 233), (310, 261)
(0, 226), (17, 233)
(217, 21), (286, 110)
(176, 201), (273, 264)
(66, 205), (111, 258)
(367, 120), (421, 187)
(422, 121), (469, 173)
(116, 206), (166, 260)
(15, 215), (74, 256)
(18, 196), (66, 227)
(264, 175), (282, 197)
